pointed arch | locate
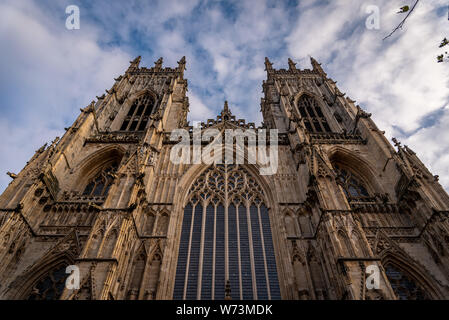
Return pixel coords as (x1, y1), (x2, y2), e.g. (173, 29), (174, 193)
(172, 164), (281, 300)
(156, 211), (170, 236)
(284, 211), (299, 238)
(100, 228), (118, 258)
(120, 89), (158, 131)
(307, 246), (327, 299)
(328, 146), (384, 201)
(146, 246), (163, 299)
(381, 251), (443, 300)
(297, 207), (313, 236)
(74, 146), (124, 196)
(86, 228), (104, 258)
(295, 93), (332, 133)
(10, 251), (75, 300)
(126, 245), (147, 300)
(350, 231), (367, 256)
(144, 210), (156, 236)
(337, 229), (354, 257)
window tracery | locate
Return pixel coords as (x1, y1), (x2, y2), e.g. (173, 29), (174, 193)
(334, 164), (370, 200)
(297, 95), (331, 133)
(120, 93), (155, 131)
(82, 164), (117, 198)
(173, 164), (281, 300)
(385, 264), (429, 300)
(27, 263), (68, 300)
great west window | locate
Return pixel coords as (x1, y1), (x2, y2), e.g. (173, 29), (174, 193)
(173, 164), (281, 300)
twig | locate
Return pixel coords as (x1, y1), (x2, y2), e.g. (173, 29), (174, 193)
(383, 0), (420, 40)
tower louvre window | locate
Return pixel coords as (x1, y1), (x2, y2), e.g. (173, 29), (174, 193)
(297, 95), (332, 133)
(120, 93), (155, 131)
(173, 164), (281, 300)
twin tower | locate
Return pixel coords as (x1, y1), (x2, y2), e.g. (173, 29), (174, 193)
(0, 56), (448, 300)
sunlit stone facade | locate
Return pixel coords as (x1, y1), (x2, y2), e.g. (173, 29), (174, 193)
(0, 57), (448, 300)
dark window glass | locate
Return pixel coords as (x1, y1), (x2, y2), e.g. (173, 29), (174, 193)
(201, 205), (214, 299)
(27, 264), (68, 300)
(120, 120), (129, 131)
(297, 95), (332, 133)
(136, 104), (145, 116)
(304, 120), (313, 132)
(138, 119), (148, 131)
(120, 94), (155, 131)
(173, 204), (193, 300)
(83, 165), (117, 198)
(186, 204), (203, 299)
(250, 205), (268, 299)
(228, 205), (239, 299)
(127, 103), (137, 116)
(129, 120), (138, 131)
(174, 165), (280, 300)
(385, 264), (429, 300)
(215, 204), (225, 299)
(261, 205), (281, 299)
(313, 120), (323, 132)
(334, 164), (370, 200)
(239, 205), (253, 299)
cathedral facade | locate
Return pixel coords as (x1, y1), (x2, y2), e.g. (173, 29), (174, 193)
(0, 56), (448, 300)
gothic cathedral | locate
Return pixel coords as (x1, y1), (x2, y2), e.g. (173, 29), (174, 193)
(0, 56), (448, 300)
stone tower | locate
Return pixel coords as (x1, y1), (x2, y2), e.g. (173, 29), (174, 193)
(0, 56), (448, 300)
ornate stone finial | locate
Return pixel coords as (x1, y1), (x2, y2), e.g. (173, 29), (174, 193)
(6, 172), (17, 179)
(310, 56), (320, 66)
(154, 57), (163, 70)
(288, 58), (297, 71)
(177, 56), (186, 67)
(392, 137), (402, 148)
(51, 137), (60, 146)
(224, 100), (229, 113)
(225, 280), (231, 300)
(310, 56), (327, 77)
(177, 56), (186, 76)
(127, 56), (141, 72)
(130, 56), (141, 65)
(265, 57), (273, 72)
(35, 143), (47, 154)
(404, 145), (416, 155)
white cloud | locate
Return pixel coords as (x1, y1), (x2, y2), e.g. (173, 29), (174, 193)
(0, 0), (131, 192)
(286, 0), (449, 190)
(0, 0), (448, 194)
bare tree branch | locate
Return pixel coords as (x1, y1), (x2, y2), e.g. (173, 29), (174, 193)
(383, 0), (420, 40)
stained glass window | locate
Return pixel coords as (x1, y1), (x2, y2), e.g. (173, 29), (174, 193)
(385, 264), (429, 300)
(334, 164), (370, 200)
(83, 164), (117, 198)
(173, 164), (281, 300)
(27, 264), (68, 300)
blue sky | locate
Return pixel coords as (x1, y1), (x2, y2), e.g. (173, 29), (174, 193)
(1, 0), (449, 192)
